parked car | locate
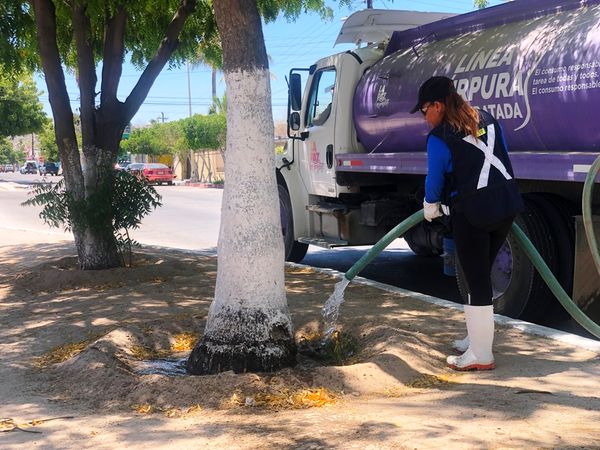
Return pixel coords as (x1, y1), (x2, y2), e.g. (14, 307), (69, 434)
(20, 161), (39, 174)
(115, 159), (131, 171)
(127, 163), (175, 185)
(4, 164), (15, 172)
(40, 162), (60, 176)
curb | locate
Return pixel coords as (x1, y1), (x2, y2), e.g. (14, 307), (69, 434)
(174, 181), (224, 189)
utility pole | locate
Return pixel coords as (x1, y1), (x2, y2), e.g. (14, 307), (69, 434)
(159, 112), (168, 123)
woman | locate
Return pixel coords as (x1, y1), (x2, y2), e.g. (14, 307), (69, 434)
(410, 76), (524, 371)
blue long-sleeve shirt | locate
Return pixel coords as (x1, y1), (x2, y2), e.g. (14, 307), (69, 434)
(424, 124), (508, 203)
(425, 135), (452, 203)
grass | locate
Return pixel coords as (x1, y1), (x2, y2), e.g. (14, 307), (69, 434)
(33, 334), (105, 368)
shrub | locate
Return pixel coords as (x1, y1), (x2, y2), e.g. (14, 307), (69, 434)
(23, 170), (162, 266)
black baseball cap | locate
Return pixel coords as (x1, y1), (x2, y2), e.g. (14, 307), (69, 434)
(410, 76), (456, 114)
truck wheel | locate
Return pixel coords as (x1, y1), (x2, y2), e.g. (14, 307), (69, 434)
(278, 180), (308, 263)
(456, 198), (558, 320)
(527, 194), (576, 319)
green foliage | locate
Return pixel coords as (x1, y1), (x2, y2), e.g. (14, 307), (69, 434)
(0, 138), (23, 164)
(121, 121), (186, 156)
(39, 116), (82, 162)
(0, 3), (38, 73)
(257, 0), (352, 23)
(0, 72), (47, 138)
(121, 126), (164, 156)
(474, 0), (489, 8)
(39, 121), (59, 162)
(1, 1), (349, 74)
(208, 94), (227, 115)
(23, 170), (162, 266)
(1, 0), (220, 73)
(183, 113), (226, 151)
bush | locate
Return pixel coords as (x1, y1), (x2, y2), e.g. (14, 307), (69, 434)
(23, 170), (162, 266)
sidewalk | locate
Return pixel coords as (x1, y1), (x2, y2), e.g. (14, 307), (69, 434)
(1, 230), (599, 449)
(174, 180), (224, 188)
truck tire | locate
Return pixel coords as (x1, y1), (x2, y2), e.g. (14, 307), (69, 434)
(527, 194), (576, 319)
(278, 179), (308, 263)
(456, 198), (559, 320)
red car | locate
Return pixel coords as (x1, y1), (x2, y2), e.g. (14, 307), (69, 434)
(127, 163), (175, 185)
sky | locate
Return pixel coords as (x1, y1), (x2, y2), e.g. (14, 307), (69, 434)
(35, 0), (505, 128)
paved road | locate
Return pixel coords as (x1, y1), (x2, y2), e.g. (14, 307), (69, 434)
(0, 172), (222, 250)
(0, 172), (594, 338)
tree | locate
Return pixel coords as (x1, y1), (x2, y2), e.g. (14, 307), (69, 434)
(0, 138), (24, 164)
(474, 1), (508, 8)
(182, 113), (226, 182)
(160, 120), (192, 175)
(0, 72), (47, 138)
(186, 0), (350, 374)
(190, 38), (222, 111)
(39, 121), (59, 162)
(3, 0), (218, 269)
(208, 93), (227, 115)
(121, 120), (188, 165)
(121, 125), (168, 157)
(186, 0), (292, 374)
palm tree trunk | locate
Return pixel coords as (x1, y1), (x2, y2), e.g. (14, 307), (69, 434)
(212, 68), (217, 105)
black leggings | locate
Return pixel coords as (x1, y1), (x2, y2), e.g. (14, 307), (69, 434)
(453, 212), (514, 306)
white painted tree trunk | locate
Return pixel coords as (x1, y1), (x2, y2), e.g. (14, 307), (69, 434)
(186, 68), (295, 374)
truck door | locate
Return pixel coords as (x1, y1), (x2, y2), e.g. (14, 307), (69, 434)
(300, 67), (337, 197)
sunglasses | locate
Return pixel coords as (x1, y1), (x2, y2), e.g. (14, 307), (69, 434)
(420, 103), (432, 115)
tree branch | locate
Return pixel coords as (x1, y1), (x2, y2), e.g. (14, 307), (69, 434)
(71, 2), (97, 149)
(124, 0), (197, 123)
(100, 5), (127, 106)
(31, 0), (83, 195)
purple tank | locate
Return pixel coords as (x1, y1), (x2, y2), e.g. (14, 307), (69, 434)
(353, 0), (600, 153)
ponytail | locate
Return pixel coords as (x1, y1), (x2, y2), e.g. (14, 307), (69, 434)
(443, 92), (480, 139)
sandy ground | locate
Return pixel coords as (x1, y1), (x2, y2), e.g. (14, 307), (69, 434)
(1, 231), (600, 449)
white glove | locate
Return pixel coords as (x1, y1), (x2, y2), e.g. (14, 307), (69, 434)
(423, 200), (443, 222)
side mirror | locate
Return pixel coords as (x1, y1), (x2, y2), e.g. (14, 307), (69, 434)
(290, 73), (302, 111)
(289, 111), (300, 131)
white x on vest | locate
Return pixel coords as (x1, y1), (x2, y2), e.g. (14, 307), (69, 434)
(463, 124), (512, 189)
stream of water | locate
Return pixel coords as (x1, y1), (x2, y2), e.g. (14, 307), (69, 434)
(321, 277), (350, 339)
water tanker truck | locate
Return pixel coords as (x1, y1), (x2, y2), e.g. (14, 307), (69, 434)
(277, 0), (600, 322)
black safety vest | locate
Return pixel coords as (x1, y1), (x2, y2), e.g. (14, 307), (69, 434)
(429, 110), (524, 228)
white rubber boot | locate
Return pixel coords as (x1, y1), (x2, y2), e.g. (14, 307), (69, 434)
(447, 305), (495, 371)
(452, 335), (469, 353)
(452, 295), (470, 353)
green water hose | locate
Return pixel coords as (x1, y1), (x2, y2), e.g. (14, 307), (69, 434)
(583, 154), (600, 276)
(339, 158), (600, 339)
(510, 222), (600, 338)
(343, 209), (425, 281)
